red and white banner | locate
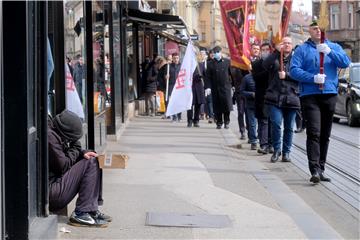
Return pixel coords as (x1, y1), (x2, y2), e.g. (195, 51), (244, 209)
(219, 0), (251, 70)
(165, 42), (197, 117)
(65, 64), (85, 119)
(254, 0), (292, 45)
(220, 0), (292, 69)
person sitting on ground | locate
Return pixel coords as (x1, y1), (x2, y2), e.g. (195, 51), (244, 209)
(48, 109), (111, 228)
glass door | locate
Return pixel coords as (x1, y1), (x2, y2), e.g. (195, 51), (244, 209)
(64, 0), (88, 148)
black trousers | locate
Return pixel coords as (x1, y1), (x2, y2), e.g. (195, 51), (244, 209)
(235, 95), (246, 134)
(187, 104), (201, 123)
(49, 157), (102, 213)
(215, 111), (230, 126)
(301, 94), (337, 175)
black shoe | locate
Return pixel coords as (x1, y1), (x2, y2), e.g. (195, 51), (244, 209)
(69, 211), (109, 228)
(310, 173), (320, 184)
(208, 118), (213, 124)
(187, 122), (192, 127)
(270, 151), (281, 163)
(240, 134), (246, 140)
(216, 125), (222, 129)
(268, 146), (274, 154)
(319, 173), (331, 182)
(224, 124), (229, 129)
(89, 210), (112, 222)
(281, 153), (291, 162)
(193, 122), (200, 127)
(250, 143), (257, 150)
(257, 146), (268, 154)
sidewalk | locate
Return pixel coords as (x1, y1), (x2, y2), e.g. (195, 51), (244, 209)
(58, 115), (341, 239)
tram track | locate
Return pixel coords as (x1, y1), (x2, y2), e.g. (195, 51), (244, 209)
(293, 143), (360, 186)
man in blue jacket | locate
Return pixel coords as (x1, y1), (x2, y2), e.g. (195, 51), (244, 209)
(290, 20), (351, 184)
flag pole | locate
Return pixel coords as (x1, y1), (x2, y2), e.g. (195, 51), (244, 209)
(318, 0), (329, 90)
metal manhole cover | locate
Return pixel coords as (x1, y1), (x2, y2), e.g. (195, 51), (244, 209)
(145, 212), (232, 228)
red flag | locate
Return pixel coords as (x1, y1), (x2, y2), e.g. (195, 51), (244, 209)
(219, 0), (251, 70)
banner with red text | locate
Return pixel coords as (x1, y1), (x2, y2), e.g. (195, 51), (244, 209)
(165, 42), (197, 116)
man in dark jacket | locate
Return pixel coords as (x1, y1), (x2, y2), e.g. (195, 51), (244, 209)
(187, 61), (206, 127)
(263, 36), (300, 163)
(144, 57), (160, 116)
(240, 73), (257, 149)
(252, 42), (273, 154)
(48, 110), (111, 227)
(205, 46), (233, 129)
(169, 52), (182, 122)
(73, 55), (84, 103)
(231, 66), (246, 139)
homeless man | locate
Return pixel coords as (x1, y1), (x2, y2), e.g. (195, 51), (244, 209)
(48, 110), (111, 227)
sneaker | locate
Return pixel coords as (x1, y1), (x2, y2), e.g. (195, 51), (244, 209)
(69, 211), (109, 228)
(310, 173), (320, 184)
(224, 124), (229, 129)
(193, 122), (200, 127)
(208, 118), (213, 124)
(89, 210), (112, 222)
(281, 153), (291, 162)
(216, 125), (222, 129)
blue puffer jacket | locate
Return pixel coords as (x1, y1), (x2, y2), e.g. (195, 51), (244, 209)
(289, 39), (351, 97)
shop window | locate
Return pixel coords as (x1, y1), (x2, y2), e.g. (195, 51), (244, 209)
(127, 23), (136, 101)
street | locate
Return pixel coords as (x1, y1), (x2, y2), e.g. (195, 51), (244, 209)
(57, 113), (359, 239)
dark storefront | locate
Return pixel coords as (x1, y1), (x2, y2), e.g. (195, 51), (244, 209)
(0, 1), (188, 239)
(1, 1), (129, 239)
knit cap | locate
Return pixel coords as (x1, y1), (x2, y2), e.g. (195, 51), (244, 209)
(52, 110), (83, 141)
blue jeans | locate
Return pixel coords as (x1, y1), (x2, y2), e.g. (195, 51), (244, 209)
(269, 105), (296, 154)
(245, 107), (257, 144)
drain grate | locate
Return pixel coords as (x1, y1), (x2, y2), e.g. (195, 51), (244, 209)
(145, 212), (232, 228)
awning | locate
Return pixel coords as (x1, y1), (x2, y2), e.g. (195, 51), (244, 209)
(127, 9), (187, 30)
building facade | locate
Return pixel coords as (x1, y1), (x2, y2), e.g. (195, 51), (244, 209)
(313, 0), (360, 62)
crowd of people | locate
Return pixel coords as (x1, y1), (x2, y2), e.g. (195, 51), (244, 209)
(140, 19), (350, 185)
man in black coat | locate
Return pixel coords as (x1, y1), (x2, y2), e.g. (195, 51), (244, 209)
(48, 110), (111, 227)
(252, 42), (273, 154)
(187, 61), (206, 127)
(205, 46), (233, 129)
(263, 37), (300, 163)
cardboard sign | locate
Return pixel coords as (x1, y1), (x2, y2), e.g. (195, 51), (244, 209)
(97, 154), (128, 169)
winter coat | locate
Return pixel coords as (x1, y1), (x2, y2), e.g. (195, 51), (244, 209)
(48, 126), (84, 183)
(205, 58), (233, 113)
(145, 64), (158, 94)
(169, 63), (181, 96)
(240, 73), (256, 109)
(192, 62), (206, 105)
(252, 58), (270, 118)
(290, 39), (351, 97)
(157, 64), (168, 92)
(263, 50), (300, 109)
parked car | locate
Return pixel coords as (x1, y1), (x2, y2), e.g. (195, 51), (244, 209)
(334, 63), (360, 126)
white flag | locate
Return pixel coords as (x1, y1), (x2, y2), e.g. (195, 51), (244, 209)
(166, 42), (197, 116)
(65, 63), (85, 119)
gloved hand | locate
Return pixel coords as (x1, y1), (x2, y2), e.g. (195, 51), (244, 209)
(314, 74), (326, 84)
(316, 44), (331, 55)
(205, 88), (211, 96)
(278, 71), (286, 80)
